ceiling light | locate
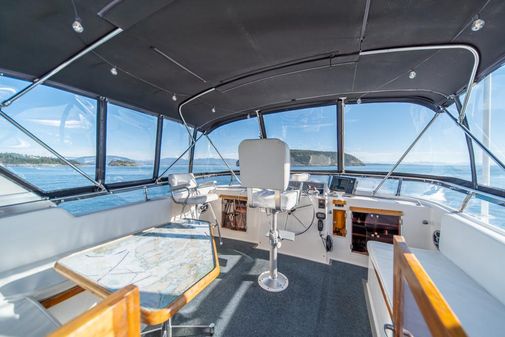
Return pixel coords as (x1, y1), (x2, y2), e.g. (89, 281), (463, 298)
(110, 67), (118, 76)
(211, 107), (216, 113)
(356, 98), (362, 104)
(408, 70), (417, 79)
(471, 18), (485, 32)
(171, 94), (177, 101)
(72, 18), (84, 33)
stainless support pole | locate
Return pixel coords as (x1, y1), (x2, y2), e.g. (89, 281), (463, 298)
(0, 109), (107, 191)
(373, 112), (441, 195)
(178, 88), (216, 140)
(156, 133), (204, 181)
(177, 88), (240, 183)
(360, 44), (479, 122)
(1, 28), (123, 107)
(270, 210), (278, 279)
(445, 110), (505, 172)
(204, 134), (242, 184)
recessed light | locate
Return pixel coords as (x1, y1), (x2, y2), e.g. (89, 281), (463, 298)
(110, 67), (118, 76)
(408, 70), (417, 79)
(171, 94), (177, 101)
(471, 18), (485, 32)
(211, 107), (216, 113)
(72, 18), (84, 33)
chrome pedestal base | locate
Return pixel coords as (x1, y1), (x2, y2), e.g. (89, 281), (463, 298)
(258, 271), (289, 292)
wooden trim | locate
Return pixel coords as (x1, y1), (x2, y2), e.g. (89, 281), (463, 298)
(47, 285), (140, 337)
(54, 225), (221, 326)
(350, 206), (403, 217)
(393, 236), (467, 337)
(332, 199), (347, 206)
(40, 286), (85, 308)
(220, 194), (248, 201)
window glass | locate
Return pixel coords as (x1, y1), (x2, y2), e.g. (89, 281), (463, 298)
(464, 194), (505, 233)
(400, 181), (467, 210)
(106, 104), (157, 183)
(345, 103), (436, 173)
(264, 105), (337, 170)
(354, 177), (398, 195)
(0, 75), (97, 191)
(465, 64), (505, 190)
(396, 113), (472, 181)
(193, 117), (259, 173)
(159, 118), (192, 177)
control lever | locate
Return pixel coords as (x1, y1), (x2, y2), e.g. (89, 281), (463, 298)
(383, 324), (414, 337)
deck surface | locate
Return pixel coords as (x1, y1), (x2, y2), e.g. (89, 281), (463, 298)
(156, 238), (373, 337)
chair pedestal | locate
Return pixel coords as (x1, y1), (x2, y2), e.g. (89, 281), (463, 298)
(258, 210), (289, 292)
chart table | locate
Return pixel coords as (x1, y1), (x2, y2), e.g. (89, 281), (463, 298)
(55, 219), (219, 325)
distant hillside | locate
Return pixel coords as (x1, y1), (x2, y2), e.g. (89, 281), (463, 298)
(73, 155), (137, 165)
(290, 149), (364, 166)
(0, 152), (79, 165)
(109, 159), (137, 167)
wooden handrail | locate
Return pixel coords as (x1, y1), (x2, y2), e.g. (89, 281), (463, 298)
(47, 285), (140, 337)
(393, 236), (468, 337)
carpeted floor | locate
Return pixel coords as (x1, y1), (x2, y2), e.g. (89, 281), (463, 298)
(166, 238), (373, 337)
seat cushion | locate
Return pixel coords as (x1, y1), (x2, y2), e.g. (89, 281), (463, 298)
(0, 297), (61, 337)
(168, 173), (197, 188)
(250, 189), (298, 211)
(368, 241), (505, 337)
(0, 258), (73, 301)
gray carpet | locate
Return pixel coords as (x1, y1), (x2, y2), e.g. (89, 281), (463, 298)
(171, 238), (373, 337)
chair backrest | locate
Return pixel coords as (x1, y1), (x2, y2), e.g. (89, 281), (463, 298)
(238, 139), (290, 191)
(47, 285), (141, 337)
(168, 173), (197, 189)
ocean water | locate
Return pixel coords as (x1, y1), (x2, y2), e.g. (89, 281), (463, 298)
(3, 163), (505, 230)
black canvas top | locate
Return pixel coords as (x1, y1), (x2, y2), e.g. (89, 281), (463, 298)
(1, 0), (504, 131)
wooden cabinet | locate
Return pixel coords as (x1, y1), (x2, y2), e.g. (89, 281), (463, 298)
(350, 207), (402, 255)
(221, 195), (247, 231)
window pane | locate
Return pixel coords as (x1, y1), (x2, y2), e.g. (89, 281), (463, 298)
(264, 105), (337, 170)
(465, 65), (505, 190)
(106, 104), (157, 183)
(159, 119), (192, 176)
(400, 181), (467, 210)
(464, 194), (505, 233)
(354, 177), (397, 195)
(396, 113), (472, 180)
(193, 117), (259, 173)
(0, 75), (97, 191)
(345, 102), (435, 172)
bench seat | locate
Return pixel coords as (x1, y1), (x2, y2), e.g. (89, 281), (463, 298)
(0, 256), (73, 301)
(0, 296), (60, 337)
(368, 241), (505, 337)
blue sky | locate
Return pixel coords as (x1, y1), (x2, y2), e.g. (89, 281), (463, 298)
(1, 65), (505, 165)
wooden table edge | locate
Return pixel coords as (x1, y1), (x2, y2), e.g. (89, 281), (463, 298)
(54, 221), (221, 326)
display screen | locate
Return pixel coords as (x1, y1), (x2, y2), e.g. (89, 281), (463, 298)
(329, 176), (357, 194)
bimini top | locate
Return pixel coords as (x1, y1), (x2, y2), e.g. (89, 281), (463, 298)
(1, 0), (505, 130)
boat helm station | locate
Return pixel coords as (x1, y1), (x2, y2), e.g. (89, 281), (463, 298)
(1, 1), (505, 337)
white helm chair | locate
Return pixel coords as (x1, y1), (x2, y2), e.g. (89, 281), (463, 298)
(167, 173), (222, 245)
(239, 138), (297, 292)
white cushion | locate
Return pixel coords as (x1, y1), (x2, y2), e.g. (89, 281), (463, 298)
(172, 192), (219, 205)
(0, 256), (73, 301)
(368, 241), (505, 337)
(249, 189), (298, 211)
(440, 214), (505, 306)
(239, 139), (290, 191)
(0, 297), (60, 337)
(168, 173), (197, 188)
